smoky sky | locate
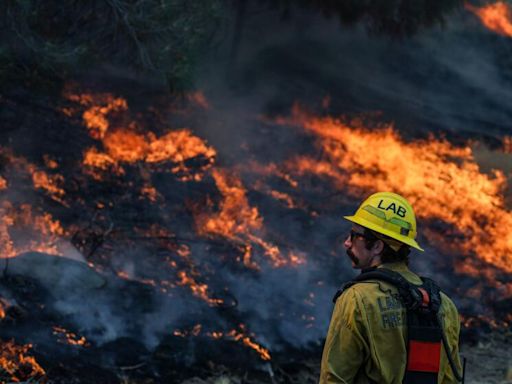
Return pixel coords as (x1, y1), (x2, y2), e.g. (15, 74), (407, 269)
(196, 5), (512, 148)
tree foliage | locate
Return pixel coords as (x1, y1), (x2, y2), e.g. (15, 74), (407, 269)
(264, 0), (463, 36)
(0, 0), (225, 90)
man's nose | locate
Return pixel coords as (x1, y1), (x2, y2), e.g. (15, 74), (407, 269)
(343, 234), (352, 249)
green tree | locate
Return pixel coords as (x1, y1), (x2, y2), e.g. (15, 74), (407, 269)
(0, 0), (226, 90)
(262, 0), (463, 36)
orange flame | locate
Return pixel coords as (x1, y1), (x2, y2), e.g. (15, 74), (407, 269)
(43, 155), (59, 170)
(140, 184), (159, 202)
(0, 298), (13, 319)
(64, 92), (217, 182)
(176, 270), (224, 306)
(225, 329), (272, 361)
(0, 340), (46, 382)
(31, 169), (66, 204)
(284, 108), (512, 277)
(466, 1), (512, 37)
(103, 130), (148, 162)
(174, 324), (271, 361)
(0, 202), (67, 258)
(503, 136), (512, 153)
(195, 169), (302, 268)
(461, 313), (512, 329)
(0, 149), (66, 204)
(53, 326), (89, 347)
(83, 129), (216, 181)
(64, 92), (128, 139)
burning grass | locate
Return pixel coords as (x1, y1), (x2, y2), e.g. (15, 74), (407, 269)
(1, 83), (512, 382)
(0, 340), (46, 383)
(64, 91), (217, 182)
(52, 326), (89, 347)
(0, 202), (67, 259)
(279, 106), (512, 281)
(174, 323), (271, 361)
(194, 169), (304, 268)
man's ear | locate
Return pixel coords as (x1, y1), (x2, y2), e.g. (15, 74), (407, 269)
(372, 239), (384, 254)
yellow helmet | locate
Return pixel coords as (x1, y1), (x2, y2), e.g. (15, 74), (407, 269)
(344, 192), (424, 252)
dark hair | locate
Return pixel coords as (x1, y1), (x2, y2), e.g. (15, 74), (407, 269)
(362, 228), (410, 265)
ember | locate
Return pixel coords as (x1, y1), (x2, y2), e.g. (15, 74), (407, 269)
(53, 326), (89, 347)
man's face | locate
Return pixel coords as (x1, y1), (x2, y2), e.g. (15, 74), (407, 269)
(343, 224), (381, 269)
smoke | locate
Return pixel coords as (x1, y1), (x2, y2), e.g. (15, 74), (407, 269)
(196, 5), (512, 142)
(186, 0), (512, 347)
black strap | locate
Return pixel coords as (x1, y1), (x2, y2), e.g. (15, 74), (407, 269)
(333, 268), (440, 313)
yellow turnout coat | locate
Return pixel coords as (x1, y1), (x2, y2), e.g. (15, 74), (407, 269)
(320, 262), (461, 384)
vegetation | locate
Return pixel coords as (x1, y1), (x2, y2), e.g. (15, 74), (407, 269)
(0, 0), (226, 90)
(0, 0), (464, 91)
(265, 0), (463, 36)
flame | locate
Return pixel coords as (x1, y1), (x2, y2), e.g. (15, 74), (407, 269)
(64, 91), (217, 181)
(503, 136), (512, 153)
(461, 314), (512, 329)
(147, 130), (216, 167)
(103, 130), (149, 162)
(53, 326), (89, 347)
(224, 329), (272, 361)
(140, 184), (159, 202)
(64, 91), (128, 139)
(82, 147), (125, 180)
(0, 340), (45, 382)
(242, 161), (299, 188)
(177, 244), (191, 259)
(173, 324), (202, 337)
(0, 297), (12, 319)
(284, 107), (512, 276)
(0, 202), (67, 258)
(116, 269), (159, 288)
(0, 148), (66, 204)
(174, 324), (271, 361)
(466, 1), (512, 37)
(176, 270), (224, 306)
(194, 169), (302, 268)
(31, 169), (66, 204)
(42, 155), (59, 170)
(252, 179), (299, 209)
(268, 190), (297, 208)
(83, 128), (217, 181)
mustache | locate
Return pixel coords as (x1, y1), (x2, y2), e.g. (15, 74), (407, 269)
(346, 249), (358, 265)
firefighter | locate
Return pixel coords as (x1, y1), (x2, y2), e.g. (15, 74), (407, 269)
(320, 192), (462, 384)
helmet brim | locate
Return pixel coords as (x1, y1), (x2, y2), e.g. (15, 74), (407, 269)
(344, 215), (424, 252)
